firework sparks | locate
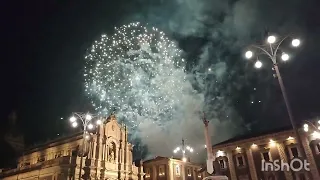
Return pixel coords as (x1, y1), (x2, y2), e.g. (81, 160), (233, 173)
(84, 22), (188, 136)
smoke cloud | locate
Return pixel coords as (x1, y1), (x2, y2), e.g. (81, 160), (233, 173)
(111, 0), (305, 160)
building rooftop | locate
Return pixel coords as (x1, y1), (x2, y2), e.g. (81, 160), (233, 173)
(143, 156), (203, 167)
(23, 132), (83, 154)
(143, 156), (173, 163)
(213, 125), (293, 147)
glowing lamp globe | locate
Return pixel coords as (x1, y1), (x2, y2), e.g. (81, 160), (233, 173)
(303, 124), (309, 132)
(85, 114), (92, 120)
(70, 116), (76, 123)
(182, 157), (187, 162)
(88, 124), (94, 129)
(251, 143), (257, 148)
(267, 35), (276, 44)
(72, 122), (78, 128)
(254, 60), (262, 68)
(96, 119), (102, 125)
(292, 39), (300, 47)
(281, 53), (289, 61)
(85, 135), (90, 139)
(245, 51), (253, 59)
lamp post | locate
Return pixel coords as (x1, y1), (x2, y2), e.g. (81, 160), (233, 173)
(244, 35), (311, 177)
(69, 112), (102, 180)
(173, 139), (194, 162)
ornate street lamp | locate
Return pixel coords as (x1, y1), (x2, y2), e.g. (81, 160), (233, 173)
(173, 139), (194, 162)
(303, 120), (320, 139)
(244, 35), (311, 178)
(69, 112), (102, 180)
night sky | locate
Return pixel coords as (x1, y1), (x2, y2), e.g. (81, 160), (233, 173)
(2, 0), (320, 161)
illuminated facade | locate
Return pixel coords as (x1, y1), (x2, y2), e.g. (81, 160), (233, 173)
(143, 156), (207, 180)
(211, 123), (320, 180)
(0, 114), (144, 180)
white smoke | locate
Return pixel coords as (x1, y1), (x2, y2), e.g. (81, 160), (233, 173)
(86, 0), (304, 161)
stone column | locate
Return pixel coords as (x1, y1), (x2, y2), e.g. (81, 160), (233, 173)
(101, 143), (105, 162)
(246, 148), (259, 180)
(301, 135), (320, 180)
(105, 144), (109, 163)
(166, 164), (170, 180)
(193, 167), (196, 180)
(87, 141), (93, 159)
(277, 143), (293, 180)
(98, 142), (103, 167)
(226, 151), (237, 180)
(92, 140), (97, 160)
(182, 163), (186, 180)
(169, 161), (174, 180)
(129, 147), (132, 164)
(126, 144), (129, 165)
(118, 146), (121, 164)
(152, 165), (157, 180)
(121, 141), (125, 164)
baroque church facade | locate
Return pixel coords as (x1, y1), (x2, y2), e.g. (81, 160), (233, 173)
(0, 114), (144, 180)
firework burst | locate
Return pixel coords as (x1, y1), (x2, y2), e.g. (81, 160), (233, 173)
(84, 22), (187, 136)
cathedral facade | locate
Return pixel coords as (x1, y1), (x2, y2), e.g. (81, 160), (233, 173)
(0, 114), (144, 180)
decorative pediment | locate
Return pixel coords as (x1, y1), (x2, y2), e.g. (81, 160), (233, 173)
(106, 114), (117, 122)
(105, 114), (122, 132)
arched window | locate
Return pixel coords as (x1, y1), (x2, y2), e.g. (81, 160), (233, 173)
(108, 142), (116, 162)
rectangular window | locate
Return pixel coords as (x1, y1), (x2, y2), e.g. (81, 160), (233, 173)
(316, 143), (320, 153)
(219, 159), (225, 169)
(237, 156), (244, 166)
(159, 166), (165, 176)
(175, 165), (180, 176)
(262, 152), (270, 161)
(187, 168), (191, 176)
(72, 150), (77, 157)
(145, 168), (150, 178)
(290, 147), (299, 158)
